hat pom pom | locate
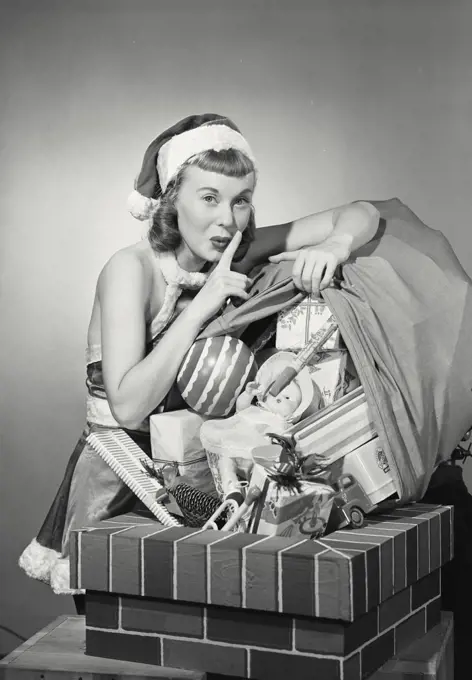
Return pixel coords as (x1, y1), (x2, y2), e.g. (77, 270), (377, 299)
(127, 190), (159, 221)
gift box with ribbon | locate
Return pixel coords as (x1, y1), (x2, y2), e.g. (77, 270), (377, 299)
(246, 462), (335, 538)
(287, 386), (377, 462)
(150, 409), (216, 495)
(307, 349), (348, 407)
(276, 296), (341, 352)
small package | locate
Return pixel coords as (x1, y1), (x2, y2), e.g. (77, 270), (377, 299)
(307, 350), (348, 406)
(287, 387), (377, 461)
(276, 297), (341, 352)
(150, 409), (216, 495)
(324, 436), (397, 507)
(246, 463), (335, 538)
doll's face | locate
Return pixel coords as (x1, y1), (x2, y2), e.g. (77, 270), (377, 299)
(264, 381), (302, 418)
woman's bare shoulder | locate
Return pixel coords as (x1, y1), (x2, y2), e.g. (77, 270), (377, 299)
(98, 241), (158, 291)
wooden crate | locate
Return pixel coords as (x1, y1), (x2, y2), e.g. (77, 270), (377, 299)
(0, 616), (203, 680)
(372, 612), (453, 679)
(0, 614), (453, 680)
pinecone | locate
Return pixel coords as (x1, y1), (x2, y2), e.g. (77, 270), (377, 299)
(170, 482), (228, 528)
(139, 458), (228, 529)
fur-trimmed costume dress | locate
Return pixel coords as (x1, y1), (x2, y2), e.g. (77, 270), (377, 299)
(18, 251), (207, 595)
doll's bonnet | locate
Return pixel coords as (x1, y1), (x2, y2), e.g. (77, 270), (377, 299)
(257, 352), (322, 422)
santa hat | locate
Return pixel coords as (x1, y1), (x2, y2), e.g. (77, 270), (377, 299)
(127, 113), (257, 221)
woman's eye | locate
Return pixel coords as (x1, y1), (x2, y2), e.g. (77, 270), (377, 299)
(203, 195), (217, 204)
(234, 197), (250, 207)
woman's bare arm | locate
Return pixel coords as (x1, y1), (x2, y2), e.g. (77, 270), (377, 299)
(240, 201), (380, 272)
(98, 233), (249, 429)
(98, 252), (203, 429)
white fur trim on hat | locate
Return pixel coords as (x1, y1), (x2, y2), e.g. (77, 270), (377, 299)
(127, 189), (159, 221)
(158, 124), (256, 192)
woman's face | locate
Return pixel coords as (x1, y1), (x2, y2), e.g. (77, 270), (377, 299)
(174, 165), (256, 268)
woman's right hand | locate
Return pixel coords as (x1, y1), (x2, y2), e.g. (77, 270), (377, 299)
(190, 231), (251, 323)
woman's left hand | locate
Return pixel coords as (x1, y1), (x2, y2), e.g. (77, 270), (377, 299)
(269, 239), (350, 295)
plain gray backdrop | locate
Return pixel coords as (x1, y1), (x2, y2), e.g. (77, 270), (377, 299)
(1, 0), (471, 655)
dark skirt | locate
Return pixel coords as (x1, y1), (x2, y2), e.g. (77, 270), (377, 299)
(18, 422), (152, 594)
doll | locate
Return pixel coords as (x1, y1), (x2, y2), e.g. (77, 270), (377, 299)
(200, 352), (323, 497)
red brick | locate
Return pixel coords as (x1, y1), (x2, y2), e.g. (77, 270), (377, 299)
(404, 528), (419, 588)
(361, 629), (395, 679)
(319, 549), (364, 619)
(364, 521), (408, 594)
(109, 531), (140, 595)
(319, 538), (380, 612)
(85, 628), (161, 665)
(294, 607), (378, 656)
(249, 649), (341, 680)
(411, 570), (441, 610)
(206, 606), (291, 650)
(440, 505), (453, 563)
(343, 653), (361, 680)
(388, 512), (430, 579)
(390, 533), (407, 595)
(377, 535), (394, 602)
(209, 533), (263, 608)
(143, 526), (195, 600)
(348, 529), (395, 601)
(342, 549), (368, 620)
(280, 540), (335, 618)
(121, 596), (204, 638)
(378, 586), (411, 633)
(371, 514), (418, 588)
(244, 536), (293, 612)
(162, 638), (247, 677)
(86, 591), (119, 629)
(81, 528), (113, 591)
(426, 595), (442, 631)
(403, 504), (453, 565)
(394, 608), (426, 653)
(425, 511), (442, 572)
(174, 530), (221, 604)
(109, 524), (162, 596)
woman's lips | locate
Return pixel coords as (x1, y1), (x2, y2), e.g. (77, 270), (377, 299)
(210, 237), (231, 251)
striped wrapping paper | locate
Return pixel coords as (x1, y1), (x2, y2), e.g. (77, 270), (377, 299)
(287, 386), (377, 461)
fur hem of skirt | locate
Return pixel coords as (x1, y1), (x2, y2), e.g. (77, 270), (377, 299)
(18, 538), (84, 595)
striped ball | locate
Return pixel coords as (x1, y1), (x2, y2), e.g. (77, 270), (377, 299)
(177, 335), (257, 417)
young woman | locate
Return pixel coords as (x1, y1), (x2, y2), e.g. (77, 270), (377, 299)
(18, 113), (380, 606)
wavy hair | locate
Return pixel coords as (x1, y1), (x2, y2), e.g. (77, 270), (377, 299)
(148, 148), (256, 263)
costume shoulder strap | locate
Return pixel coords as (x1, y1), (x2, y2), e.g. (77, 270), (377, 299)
(150, 250), (208, 339)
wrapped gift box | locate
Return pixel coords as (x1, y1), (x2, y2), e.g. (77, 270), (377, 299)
(150, 409), (215, 495)
(325, 435), (397, 513)
(307, 349), (348, 406)
(246, 462), (334, 538)
(287, 386), (377, 461)
(276, 297), (341, 352)
(71, 503), (452, 680)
